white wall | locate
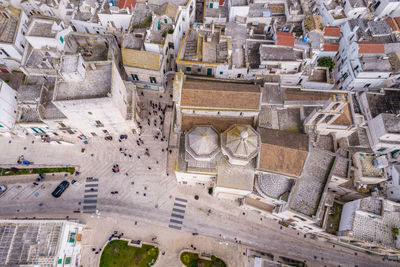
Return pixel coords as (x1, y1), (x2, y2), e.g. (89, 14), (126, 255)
(0, 80), (17, 131)
(98, 13), (132, 32)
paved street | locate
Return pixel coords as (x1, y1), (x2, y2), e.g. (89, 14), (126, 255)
(0, 88), (395, 267)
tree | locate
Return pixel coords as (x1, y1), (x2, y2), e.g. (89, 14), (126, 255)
(317, 57), (335, 71)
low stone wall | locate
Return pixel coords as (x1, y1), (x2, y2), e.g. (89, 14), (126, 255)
(179, 249), (225, 267)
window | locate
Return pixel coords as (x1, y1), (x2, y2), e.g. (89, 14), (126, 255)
(377, 147), (386, 152)
(182, 17), (185, 21)
(220, 71), (223, 75)
(207, 68), (212, 76)
(131, 74), (139, 81)
(209, 2), (213, 8)
(364, 83), (371, 88)
(59, 122), (66, 128)
(197, 68), (201, 72)
(88, 111), (92, 115)
(91, 132), (97, 136)
(60, 36), (64, 43)
(150, 77), (157, 83)
(164, 18), (167, 23)
(96, 120), (104, 127)
(186, 66), (192, 72)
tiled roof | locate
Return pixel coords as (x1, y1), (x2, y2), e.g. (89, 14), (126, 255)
(118, 0), (135, 9)
(180, 79), (261, 110)
(323, 43), (339, 51)
(276, 32), (295, 47)
(357, 42), (385, 54)
(386, 17), (400, 32)
(258, 128), (308, 177)
(121, 49), (161, 70)
(324, 26), (341, 37)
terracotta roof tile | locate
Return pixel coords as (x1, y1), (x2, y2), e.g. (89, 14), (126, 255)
(118, 0), (135, 9)
(395, 17), (400, 29)
(276, 32), (295, 47)
(324, 26), (341, 37)
(357, 42), (385, 54)
(386, 17), (400, 32)
(181, 79), (261, 110)
(323, 43), (339, 51)
(258, 128), (309, 177)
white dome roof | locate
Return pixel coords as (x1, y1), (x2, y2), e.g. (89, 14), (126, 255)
(185, 126), (219, 161)
(221, 125), (260, 164)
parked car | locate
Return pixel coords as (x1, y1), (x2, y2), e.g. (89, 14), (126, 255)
(0, 185), (7, 196)
(51, 181), (70, 198)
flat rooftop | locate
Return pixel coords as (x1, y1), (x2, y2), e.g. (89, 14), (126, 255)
(27, 19), (58, 38)
(360, 56), (392, 72)
(382, 113), (400, 133)
(216, 159), (255, 191)
(17, 84), (42, 103)
(0, 6), (20, 43)
(260, 45), (303, 61)
(64, 34), (110, 61)
(205, 2), (228, 18)
(54, 62), (112, 101)
(25, 48), (58, 69)
(122, 31), (145, 50)
(367, 91), (400, 118)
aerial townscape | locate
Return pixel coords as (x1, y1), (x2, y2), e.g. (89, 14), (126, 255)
(1, 0), (400, 266)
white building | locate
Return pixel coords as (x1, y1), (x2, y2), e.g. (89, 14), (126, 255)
(0, 219), (84, 266)
(53, 56), (138, 137)
(373, 0), (400, 18)
(0, 5), (28, 72)
(387, 165), (400, 202)
(0, 79), (17, 134)
(338, 197), (400, 256)
(367, 113), (400, 154)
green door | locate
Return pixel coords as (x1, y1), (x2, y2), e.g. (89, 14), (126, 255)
(209, 2), (213, 8)
(207, 68), (212, 76)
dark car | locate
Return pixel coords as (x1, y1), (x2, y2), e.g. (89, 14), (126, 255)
(51, 181), (70, 198)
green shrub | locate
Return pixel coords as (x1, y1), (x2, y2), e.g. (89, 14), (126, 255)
(317, 57), (335, 71)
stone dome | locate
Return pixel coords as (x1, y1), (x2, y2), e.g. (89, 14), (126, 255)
(221, 124), (260, 165)
(185, 126), (219, 161)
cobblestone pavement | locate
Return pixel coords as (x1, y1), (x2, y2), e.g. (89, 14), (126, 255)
(0, 85), (395, 266)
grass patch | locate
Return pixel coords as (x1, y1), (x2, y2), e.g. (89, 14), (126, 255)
(180, 252), (226, 267)
(132, 15), (152, 30)
(0, 167), (75, 176)
(326, 202), (343, 235)
(100, 240), (158, 267)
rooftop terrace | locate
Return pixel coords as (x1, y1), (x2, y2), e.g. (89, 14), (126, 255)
(260, 45), (303, 62)
(26, 19), (58, 38)
(54, 62), (112, 101)
(0, 6), (21, 43)
(64, 34), (110, 61)
(367, 91), (400, 118)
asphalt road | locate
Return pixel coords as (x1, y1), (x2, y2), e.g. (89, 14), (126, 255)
(0, 197), (394, 267)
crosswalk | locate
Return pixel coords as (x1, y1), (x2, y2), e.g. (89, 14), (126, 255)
(82, 177), (99, 214)
(168, 197), (187, 230)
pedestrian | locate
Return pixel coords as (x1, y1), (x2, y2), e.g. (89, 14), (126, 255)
(148, 112), (151, 116)
(162, 149), (164, 152)
(148, 167), (151, 170)
(129, 154), (132, 158)
(141, 92), (144, 96)
(137, 156), (140, 159)
(156, 161), (159, 164)
(119, 148), (122, 151)
(150, 100), (152, 105)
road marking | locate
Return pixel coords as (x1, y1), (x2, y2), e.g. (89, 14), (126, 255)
(83, 205), (97, 210)
(84, 194), (98, 198)
(84, 189), (98, 193)
(83, 199), (97, 204)
(25, 184), (45, 199)
(170, 219), (183, 224)
(172, 208), (185, 213)
(168, 224), (181, 230)
(0, 185), (16, 199)
(175, 197), (187, 203)
(171, 213), (184, 219)
(11, 185), (31, 200)
(85, 184), (98, 187)
(174, 203), (186, 208)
